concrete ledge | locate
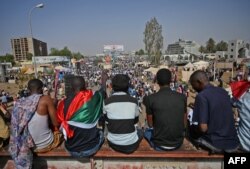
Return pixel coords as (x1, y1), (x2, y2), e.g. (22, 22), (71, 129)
(94, 139), (224, 159)
(1, 138), (224, 169)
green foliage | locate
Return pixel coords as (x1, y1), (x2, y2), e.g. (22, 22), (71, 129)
(135, 49), (145, 56)
(202, 39), (228, 53)
(0, 53), (15, 65)
(199, 45), (207, 53)
(206, 38), (216, 53)
(49, 47), (84, 60)
(144, 17), (163, 66)
(72, 52), (84, 60)
(26, 53), (33, 60)
(49, 46), (72, 57)
(216, 41), (228, 51)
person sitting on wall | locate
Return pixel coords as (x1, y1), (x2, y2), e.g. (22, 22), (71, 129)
(188, 70), (239, 153)
(143, 69), (186, 151)
(57, 76), (104, 157)
(103, 74), (143, 154)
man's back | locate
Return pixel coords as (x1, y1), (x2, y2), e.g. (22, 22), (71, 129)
(193, 85), (239, 149)
(63, 94), (100, 152)
(28, 95), (57, 149)
(104, 92), (139, 146)
(144, 87), (186, 147)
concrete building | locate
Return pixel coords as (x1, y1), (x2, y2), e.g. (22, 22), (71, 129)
(166, 39), (201, 56)
(0, 62), (12, 82)
(227, 40), (249, 59)
(11, 37), (48, 61)
(215, 40), (249, 62)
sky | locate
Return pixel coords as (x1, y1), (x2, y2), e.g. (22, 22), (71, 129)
(0, 0), (250, 56)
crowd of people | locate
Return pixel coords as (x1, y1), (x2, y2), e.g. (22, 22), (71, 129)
(0, 61), (250, 169)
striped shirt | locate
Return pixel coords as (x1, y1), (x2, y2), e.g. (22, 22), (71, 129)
(103, 92), (139, 146)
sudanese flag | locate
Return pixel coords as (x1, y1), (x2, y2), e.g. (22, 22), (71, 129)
(57, 90), (103, 139)
(230, 80), (250, 99)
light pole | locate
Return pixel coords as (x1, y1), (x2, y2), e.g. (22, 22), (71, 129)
(29, 3), (44, 78)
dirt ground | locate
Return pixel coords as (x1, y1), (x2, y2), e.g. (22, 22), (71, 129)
(0, 83), (20, 97)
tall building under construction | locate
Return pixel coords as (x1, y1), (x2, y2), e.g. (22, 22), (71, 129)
(11, 37), (48, 61)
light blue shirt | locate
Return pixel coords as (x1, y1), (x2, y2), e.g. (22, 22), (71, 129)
(237, 90), (250, 152)
(1, 95), (7, 103)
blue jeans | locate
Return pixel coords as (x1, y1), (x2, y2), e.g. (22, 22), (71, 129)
(66, 130), (104, 157)
(144, 128), (180, 151)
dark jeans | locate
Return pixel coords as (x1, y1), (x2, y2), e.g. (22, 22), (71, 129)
(108, 129), (143, 154)
(65, 130), (104, 157)
(187, 125), (239, 154)
(144, 128), (181, 151)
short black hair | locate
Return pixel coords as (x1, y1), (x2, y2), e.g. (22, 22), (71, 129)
(190, 70), (208, 83)
(72, 76), (86, 91)
(156, 68), (172, 86)
(112, 74), (130, 92)
(28, 79), (43, 92)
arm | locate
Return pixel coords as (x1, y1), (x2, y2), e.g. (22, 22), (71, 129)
(143, 96), (154, 128)
(47, 96), (59, 129)
(193, 95), (209, 134)
(147, 114), (153, 128)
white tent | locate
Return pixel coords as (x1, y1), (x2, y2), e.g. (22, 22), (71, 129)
(144, 65), (169, 75)
(193, 61), (209, 70)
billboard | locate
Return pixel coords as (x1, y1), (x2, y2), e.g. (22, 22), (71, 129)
(32, 56), (70, 64)
(104, 45), (124, 52)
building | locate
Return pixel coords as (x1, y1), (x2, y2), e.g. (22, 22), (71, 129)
(215, 40), (249, 61)
(11, 37), (48, 61)
(166, 39), (201, 56)
(103, 45), (124, 58)
(227, 40), (249, 59)
(0, 62), (12, 82)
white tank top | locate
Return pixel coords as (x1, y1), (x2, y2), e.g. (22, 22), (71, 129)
(28, 112), (54, 149)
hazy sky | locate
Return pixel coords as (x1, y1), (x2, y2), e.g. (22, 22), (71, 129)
(1, 0), (250, 56)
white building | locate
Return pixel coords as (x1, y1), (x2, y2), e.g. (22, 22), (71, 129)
(215, 40), (249, 60)
(165, 39), (201, 62)
(166, 39), (201, 56)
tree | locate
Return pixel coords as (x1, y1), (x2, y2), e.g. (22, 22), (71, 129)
(60, 46), (72, 57)
(26, 53), (33, 60)
(216, 41), (228, 51)
(206, 38), (216, 53)
(144, 17), (163, 66)
(49, 48), (60, 56)
(72, 52), (84, 60)
(0, 53), (15, 65)
(135, 49), (145, 56)
(49, 46), (72, 58)
(199, 45), (206, 53)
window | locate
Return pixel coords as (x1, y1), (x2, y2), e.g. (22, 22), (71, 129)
(231, 49), (233, 52)
(230, 55), (233, 58)
(231, 43), (234, 46)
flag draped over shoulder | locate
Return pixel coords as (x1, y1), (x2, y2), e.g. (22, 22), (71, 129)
(9, 94), (42, 169)
(230, 81), (250, 99)
(57, 90), (103, 138)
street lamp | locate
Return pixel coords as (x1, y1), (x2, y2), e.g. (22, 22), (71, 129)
(29, 3), (44, 78)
